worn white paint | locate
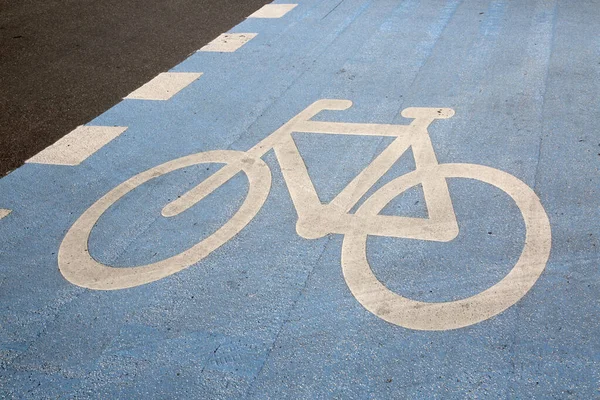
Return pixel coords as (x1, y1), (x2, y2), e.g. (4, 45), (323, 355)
(60, 151), (271, 290)
(342, 164), (551, 331)
(125, 72), (202, 101)
(199, 33), (257, 52)
(59, 100), (551, 331)
(27, 126), (128, 166)
(0, 209), (12, 219)
(248, 4), (297, 18)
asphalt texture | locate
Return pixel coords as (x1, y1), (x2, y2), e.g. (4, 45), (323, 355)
(0, 0), (270, 176)
(1, 0), (600, 398)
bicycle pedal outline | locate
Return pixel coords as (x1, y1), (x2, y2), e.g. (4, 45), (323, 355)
(59, 99), (551, 331)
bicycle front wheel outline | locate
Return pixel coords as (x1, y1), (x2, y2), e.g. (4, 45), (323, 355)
(59, 150), (272, 290)
(341, 163), (551, 331)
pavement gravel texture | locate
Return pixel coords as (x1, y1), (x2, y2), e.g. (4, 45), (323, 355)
(0, 0), (270, 176)
(1, 0), (599, 398)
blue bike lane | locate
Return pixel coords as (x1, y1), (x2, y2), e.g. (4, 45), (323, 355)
(1, 0), (599, 398)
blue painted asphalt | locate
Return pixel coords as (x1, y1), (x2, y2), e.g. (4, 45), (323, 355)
(1, 0), (599, 398)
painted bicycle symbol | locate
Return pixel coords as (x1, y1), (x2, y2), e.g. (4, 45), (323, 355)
(59, 100), (551, 330)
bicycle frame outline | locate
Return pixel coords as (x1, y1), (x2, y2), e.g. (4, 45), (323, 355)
(162, 99), (459, 243)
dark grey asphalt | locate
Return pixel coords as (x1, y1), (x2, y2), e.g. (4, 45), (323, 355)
(0, 0), (270, 176)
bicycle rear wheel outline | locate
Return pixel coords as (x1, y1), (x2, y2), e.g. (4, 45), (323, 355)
(341, 163), (552, 331)
(59, 150), (271, 290)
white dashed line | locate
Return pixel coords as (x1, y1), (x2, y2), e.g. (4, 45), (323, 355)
(0, 209), (11, 220)
(27, 126), (128, 166)
(199, 33), (257, 53)
(248, 4), (297, 18)
(25, 6), (265, 168)
(125, 72), (203, 101)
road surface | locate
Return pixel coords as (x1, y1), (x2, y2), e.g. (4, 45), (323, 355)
(1, 0), (599, 398)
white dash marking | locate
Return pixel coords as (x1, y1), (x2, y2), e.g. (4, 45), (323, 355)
(199, 33), (257, 52)
(0, 209), (11, 220)
(125, 72), (203, 101)
(248, 4), (297, 18)
(27, 126), (128, 166)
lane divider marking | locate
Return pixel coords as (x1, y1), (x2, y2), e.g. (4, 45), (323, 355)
(248, 4), (298, 18)
(125, 72), (203, 101)
(27, 126), (128, 166)
(20, 2), (271, 170)
(0, 209), (11, 220)
(198, 33), (258, 53)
